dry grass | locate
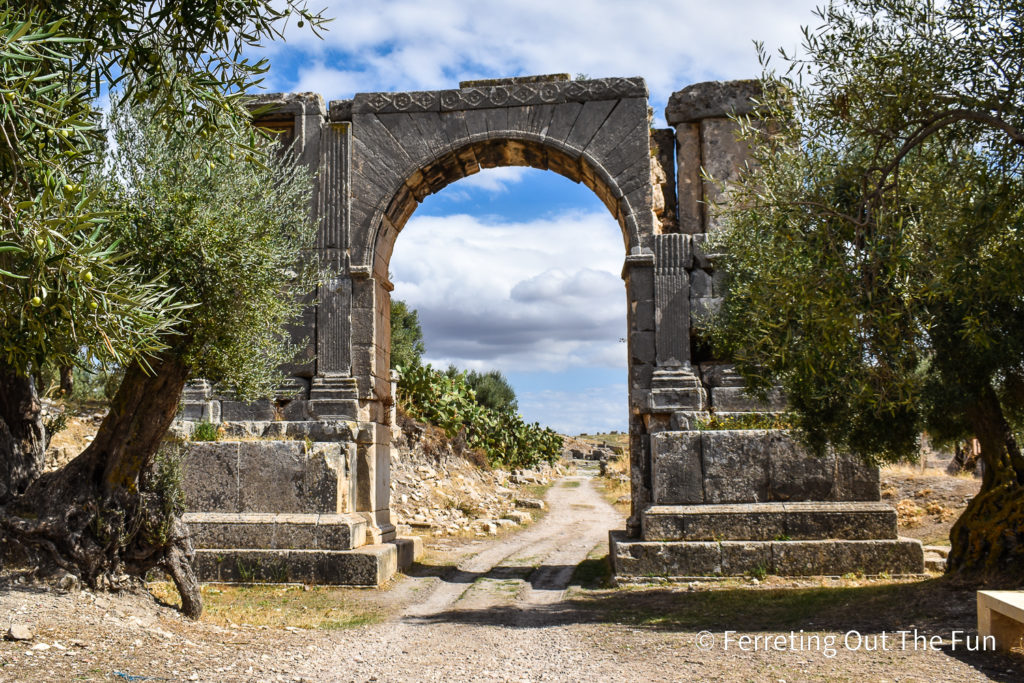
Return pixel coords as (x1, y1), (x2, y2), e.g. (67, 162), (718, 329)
(579, 432), (630, 453)
(148, 583), (385, 630)
(881, 462), (975, 480)
(596, 456), (630, 514)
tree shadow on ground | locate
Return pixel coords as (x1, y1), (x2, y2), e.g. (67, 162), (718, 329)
(404, 556), (1024, 681)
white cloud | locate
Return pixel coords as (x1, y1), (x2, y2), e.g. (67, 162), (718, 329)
(518, 385), (627, 435)
(457, 167), (528, 193)
(390, 210), (627, 373)
(263, 0), (821, 121)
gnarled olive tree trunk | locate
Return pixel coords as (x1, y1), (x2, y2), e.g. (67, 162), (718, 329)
(0, 351), (201, 618)
(0, 363), (46, 504)
(947, 383), (1024, 582)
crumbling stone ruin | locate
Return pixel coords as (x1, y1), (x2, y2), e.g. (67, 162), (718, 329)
(179, 75), (923, 584)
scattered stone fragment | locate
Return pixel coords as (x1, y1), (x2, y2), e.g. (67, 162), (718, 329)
(6, 624), (33, 641)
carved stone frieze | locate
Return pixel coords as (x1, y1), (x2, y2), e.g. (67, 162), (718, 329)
(351, 77), (648, 114)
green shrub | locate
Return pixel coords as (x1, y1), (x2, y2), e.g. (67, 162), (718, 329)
(396, 364), (561, 469)
(694, 413), (792, 431)
(192, 421), (219, 442)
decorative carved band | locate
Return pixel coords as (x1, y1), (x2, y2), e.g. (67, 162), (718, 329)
(351, 77), (647, 114)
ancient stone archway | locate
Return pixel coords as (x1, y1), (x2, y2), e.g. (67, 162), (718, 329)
(179, 77), (922, 586)
(312, 75), (677, 542)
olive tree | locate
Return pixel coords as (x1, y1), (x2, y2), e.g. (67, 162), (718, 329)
(5, 102), (318, 617)
(0, 1), (326, 615)
(712, 0), (1024, 580)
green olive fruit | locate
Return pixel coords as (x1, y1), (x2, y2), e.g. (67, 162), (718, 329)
(30, 296), (42, 307)
(35, 238), (44, 247)
(89, 301), (98, 311)
(82, 271), (93, 282)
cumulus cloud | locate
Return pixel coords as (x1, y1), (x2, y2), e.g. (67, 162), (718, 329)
(457, 167), (528, 193)
(390, 210), (627, 374)
(262, 0), (820, 121)
(518, 385), (628, 435)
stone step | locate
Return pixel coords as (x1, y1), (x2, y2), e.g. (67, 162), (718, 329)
(923, 545), (949, 572)
(610, 531), (924, 578)
(642, 502), (898, 541)
(308, 399), (360, 420)
(184, 512), (366, 551)
(193, 544), (401, 586)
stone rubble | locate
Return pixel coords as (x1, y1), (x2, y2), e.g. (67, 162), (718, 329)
(389, 417), (570, 538)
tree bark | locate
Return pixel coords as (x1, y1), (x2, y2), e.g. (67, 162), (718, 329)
(0, 362), (45, 504)
(946, 382), (1024, 582)
(1, 350), (202, 618)
(59, 365), (73, 398)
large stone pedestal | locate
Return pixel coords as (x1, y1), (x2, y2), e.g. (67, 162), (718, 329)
(611, 430), (924, 580)
(181, 437), (419, 586)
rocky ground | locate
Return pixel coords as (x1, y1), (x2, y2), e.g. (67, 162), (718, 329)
(388, 412), (567, 539)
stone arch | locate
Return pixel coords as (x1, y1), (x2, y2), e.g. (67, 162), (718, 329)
(327, 79), (662, 541)
(367, 132), (644, 281)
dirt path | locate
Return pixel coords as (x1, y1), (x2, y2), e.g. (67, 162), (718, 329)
(306, 470), (630, 680)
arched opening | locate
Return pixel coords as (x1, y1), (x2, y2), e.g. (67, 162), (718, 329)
(391, 167), (628, 434)
(350, 132), (652, 540)
(385, 164), (630, 543)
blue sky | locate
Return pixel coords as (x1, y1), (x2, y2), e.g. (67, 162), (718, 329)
(252, 1), (822, 434)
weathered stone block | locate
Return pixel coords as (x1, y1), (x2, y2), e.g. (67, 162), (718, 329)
(185, 441), (351, 516)
(767, 446), (840, 501)
(644, 504), (784, 541)
(183, 512), (366, 550)
(193, 544), (398, 586)
(630, 330), (656, 363)
(690, 296), (722, 323)
(236, 441), (308, 513)
(689, 269), (713, 298)
(183, 442), (239, 513)
(721, 541), (772, 575)
(691, 233), (717, 269)
(610, 531), (722, 576)
(651, 432), (703, 504)
(642, 502), (898, 542)
(700, 431), (772, 503)
(612, 534), (924, 579)
(699, 363), (745, 388)
(220, 400), (277, 422)
(700, 117), (753, 233)
(834, 455), (881, 501)
(666, 80), (762, 124)
(771, 538), (924, 576)
(782, 502), (897, 540)
(710, 386), (786, 412)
